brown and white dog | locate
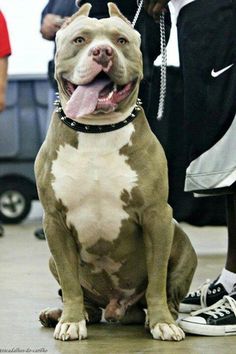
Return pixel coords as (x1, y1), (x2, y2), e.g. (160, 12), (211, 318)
(35, 3), (197, 341)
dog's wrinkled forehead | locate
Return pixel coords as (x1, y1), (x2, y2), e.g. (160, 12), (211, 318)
(56, 2), (141, 47)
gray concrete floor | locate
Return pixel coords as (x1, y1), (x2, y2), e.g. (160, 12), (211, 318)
(0, 202), (235, 353)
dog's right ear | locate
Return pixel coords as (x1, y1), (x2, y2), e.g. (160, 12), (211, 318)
(108, 2), (131, 25)
(74, 2), (92, 17)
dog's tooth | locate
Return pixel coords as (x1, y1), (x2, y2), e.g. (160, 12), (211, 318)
(113, 84), (118, 92)
(107, 91), (113, 100)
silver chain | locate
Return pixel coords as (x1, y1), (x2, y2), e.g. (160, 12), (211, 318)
(132, 0), (144, 27)
(132, 1), (167, 120)
(157, 11), (167, 120)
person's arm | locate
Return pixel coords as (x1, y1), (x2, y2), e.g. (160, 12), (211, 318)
(40, 0), (75, 41)
(0, 56), (8, 112)
(40, 13), (64, 41)
(144, 0), (171, 20)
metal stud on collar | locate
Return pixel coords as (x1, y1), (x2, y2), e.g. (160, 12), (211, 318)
(54, 99), (60, 106)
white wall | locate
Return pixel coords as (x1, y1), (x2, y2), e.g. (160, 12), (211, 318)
(0, 0), (53, 75)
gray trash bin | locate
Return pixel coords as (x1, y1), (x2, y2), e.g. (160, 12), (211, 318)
(0, 74), (49, 223)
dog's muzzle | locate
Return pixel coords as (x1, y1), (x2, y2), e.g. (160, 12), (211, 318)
(63, 71), (137, 119)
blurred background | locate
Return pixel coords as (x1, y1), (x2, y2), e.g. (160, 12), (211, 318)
(0, 0), (51, 226)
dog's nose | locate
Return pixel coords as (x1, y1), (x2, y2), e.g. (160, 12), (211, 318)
(90, 45), (113, 67)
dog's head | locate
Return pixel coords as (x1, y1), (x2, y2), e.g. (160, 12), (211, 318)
(55, 2), (143, 122)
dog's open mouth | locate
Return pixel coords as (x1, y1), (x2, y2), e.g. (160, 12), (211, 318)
(63, 72), (136, 119)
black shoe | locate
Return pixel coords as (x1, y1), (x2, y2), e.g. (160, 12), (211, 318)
(179, 279), (228, 313)
(34, 228), (46, 240)
(179, 294), (236, 336)
(0, 224), (4, 237)
(58, 288), (63, 300)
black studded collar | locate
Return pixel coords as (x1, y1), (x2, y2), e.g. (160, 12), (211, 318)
(54, 98), (142, 134)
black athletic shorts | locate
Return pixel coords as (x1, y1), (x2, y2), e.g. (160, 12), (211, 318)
(176, 0), (236, 191)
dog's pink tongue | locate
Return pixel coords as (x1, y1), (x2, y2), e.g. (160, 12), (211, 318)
(64, 78), (110, 119)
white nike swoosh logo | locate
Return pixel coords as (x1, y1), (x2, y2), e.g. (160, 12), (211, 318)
(211, 64), (234, 77)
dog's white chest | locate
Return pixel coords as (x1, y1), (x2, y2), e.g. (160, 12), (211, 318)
(51, 125), (138, 248)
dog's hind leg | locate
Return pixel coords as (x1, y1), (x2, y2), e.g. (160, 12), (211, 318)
(120, 305), (145, 325)
(167, 221), (197, 319)
(83, 294), (103, 324)
(39, 308), (62, 328)
(39, 296), (102, 328)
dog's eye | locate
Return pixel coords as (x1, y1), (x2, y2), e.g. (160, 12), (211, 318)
(117, 37), (128, 45)
(74, 36), (85, 44)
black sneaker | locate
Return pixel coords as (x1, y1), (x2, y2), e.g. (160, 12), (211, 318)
(34, 228), (46, 240)
(179, 278), (228, 313)
(179, 294), (236, 336)
(0, 224), (4, 237)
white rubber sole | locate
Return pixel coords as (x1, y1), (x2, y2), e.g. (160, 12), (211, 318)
(179, 319), (236, 336)
(179, 303), (201, 313)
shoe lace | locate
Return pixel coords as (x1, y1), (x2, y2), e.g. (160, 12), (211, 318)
(191, 295), (236, 319)
(187, 279), (212, 307)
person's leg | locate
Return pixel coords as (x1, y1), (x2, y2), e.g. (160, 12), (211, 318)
(179, 191), (236, 316)
(179, 193), (236, 337)
(175, 0), (236, 336)
(177, 0), (236, 313)
(225, 192), (236, 272)
(210, 191), (236, 295)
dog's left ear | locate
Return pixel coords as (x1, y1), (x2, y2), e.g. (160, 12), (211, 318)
(61, 3), (92, 28)
(108, 2), (132, 25)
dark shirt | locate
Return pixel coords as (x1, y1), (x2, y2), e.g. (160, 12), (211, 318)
(41, 0), (77, 22)
(79, 0), (138, 20)
(41, 0), (139, 22)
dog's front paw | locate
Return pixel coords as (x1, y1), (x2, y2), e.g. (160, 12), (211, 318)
(54, 319), (87, 341)
(151, 323), (185, 341)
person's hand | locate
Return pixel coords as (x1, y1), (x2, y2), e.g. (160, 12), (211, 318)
(144, 0), (170, 21)
(40, 14), (65, 40)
